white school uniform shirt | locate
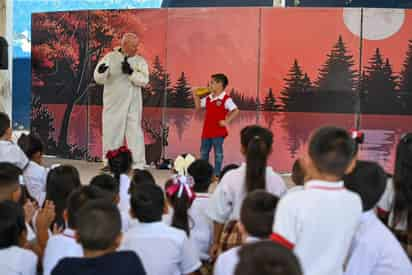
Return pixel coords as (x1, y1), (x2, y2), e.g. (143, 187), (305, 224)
(120, 220), (201, 275)
(23, 161), (48, 206)
(345, 210), (412, 275)
(163, 194), (214, 261)
(43, 228), (83, 275)
(207, 163), (287, 223)
(118, 174), (131, 214)
(200, 91), (238, 111)
(0, 246), (37, 275)
(214, 237), (260, 275)
(377, 178), (408, 231)
(0, 140), (29, 170)
(273, 180), (362, 275)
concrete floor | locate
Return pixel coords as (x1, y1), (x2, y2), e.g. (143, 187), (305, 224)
(43, 157), (294, 189)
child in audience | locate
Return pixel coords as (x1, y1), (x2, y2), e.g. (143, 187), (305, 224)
(132, 169), (156, 186)
(219, 164), (239, 181)
(18, 133), (48, 206)
(273, 126), (362, 275)
(187, 160), (214, 261)
(90, 174), (130, 232)
(43, 185), (108, 275)
(51, 200), (146, 275)
(0, 200), (38, 275)
(193, 73), (239, 177)
(0, 112), (29, 170)
(106, 146), (133, 214)
(207, 125), (286, 259)
(288, 158), (306, 194)
(0, 162), (23, 202)
(45, 165), (81, 228)
(121, 183), (201, 275)
(378, 133), (412, 258)
(214, 190), (279, 275)
(234, 241), (303, 275)
(344, 160), (412, 275)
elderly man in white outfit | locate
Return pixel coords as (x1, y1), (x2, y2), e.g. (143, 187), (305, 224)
(94, 33), (149, 169)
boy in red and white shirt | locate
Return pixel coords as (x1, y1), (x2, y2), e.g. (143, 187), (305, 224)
(193, 74), (239, 177)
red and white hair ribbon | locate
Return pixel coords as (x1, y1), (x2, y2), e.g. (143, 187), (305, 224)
(166, 175), (196, 203)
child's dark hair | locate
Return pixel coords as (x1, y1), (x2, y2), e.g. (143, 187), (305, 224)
(165, 177), (195, 236)
(76, 200), (121, 251)
(0, 200), (26, 249)
(130, 183), (164, 223)
(308, 126), (356, 178)
(0, 112), (10, 137)
(107, 146), (133, 182)
(211, 73), (229, 89)
(67, 185), (111, 229)
(188, 159), (213, 193)
(45, 165), (81, 228)
(291, 159), (305, 186)
(344, 161), (387, 211)
(392, 133), (412, 226)
(0, 162), (22, 201)
(241, 125), (273, 193)
(90, 174), (119, 194)
(220, 163), (239, 180)
(235, 241), (303, 275)
(132, 169), (156, 186)
(240, 190), (279, 238)
(17, 133), (44, 160)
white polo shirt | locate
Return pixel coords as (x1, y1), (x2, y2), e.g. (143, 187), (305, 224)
(345, 210), (412, 275)
(273, 180), (362, 275)
(0, 140), (29, 170)
(207, 163), (287, 223)
(43, 228), (83, 275)
(200, 91), (237, 111)
(214, 237), (259, 275)
(120, 220), (201, 275)
(23, 161), (48, 206)
(0, 246), (37, 275)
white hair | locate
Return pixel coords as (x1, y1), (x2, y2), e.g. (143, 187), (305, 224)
(121, 33), (138, 45)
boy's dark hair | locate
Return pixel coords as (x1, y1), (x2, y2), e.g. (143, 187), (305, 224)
(344, 161), (387, 212)
(241, 125), (273, 193)
(108, 148), (133, 182)
(76, 200), (121, 251)
(211, 73), (229, 89)
(46, 165), (82, 228)
(130, 183), (164, 223)
(0, 112), (10, 137)
(220, 163), (239, 180)
(188, 159), (213, 193)
(235, 241), (302, 275)
(0, 200), (26, 249)
(67, 185), (112, 229)
(0, 162), (22, 200)
(291, 159), (305, 186)
(90, 174), (119, 194)
(17, 133), (44, 160)
(240, 190), (279, 238)
(132, 169), (156, 186)
(308, 126), (356, 178)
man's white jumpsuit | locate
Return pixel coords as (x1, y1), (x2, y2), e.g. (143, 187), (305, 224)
(0, 70), (11, 115)
(94, 48), (149, 168)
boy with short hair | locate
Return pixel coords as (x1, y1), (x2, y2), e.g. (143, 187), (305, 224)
(51, 200), (146, 275)
(121, 183), (201, 275)
(0, 162), (22, 202)
(193, 74), (239, 177)
(344, 161), (412, 275)
(0, 112), (29, 170)
(273, 126), (362, 275)
(214, 190), (279, 275)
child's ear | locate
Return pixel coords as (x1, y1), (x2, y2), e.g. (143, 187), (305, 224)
(11, 186), (22, 203)
(114, 194), (120, 204)
(345, 157), (357, 175)
(113, 233), (123, 249)
(63, 209), (69, 223)
(5, 127), (12, 140)
(74, 231), (81, 244)
(129, 208), (136, 219)
(163, 201), (169, 215)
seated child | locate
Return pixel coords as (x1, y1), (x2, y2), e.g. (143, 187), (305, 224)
(214, 190), (279, 275)
(0, 200), (38, 275)
(51, 200), (146, 275)
(344, 160), (412, 275)
(121, 183), (201, 275)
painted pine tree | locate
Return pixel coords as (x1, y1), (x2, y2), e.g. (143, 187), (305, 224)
(171, 72), (193, 108)
(144, 56), (173, 107)
(263, 88), (279, 111)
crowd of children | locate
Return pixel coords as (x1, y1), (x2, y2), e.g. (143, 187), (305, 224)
(1, 71), (412, 275)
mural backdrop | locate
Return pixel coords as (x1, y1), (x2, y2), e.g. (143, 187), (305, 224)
(31, 7), (412, 173)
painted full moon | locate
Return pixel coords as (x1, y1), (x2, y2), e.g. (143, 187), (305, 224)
(343, 8), (405, 40)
